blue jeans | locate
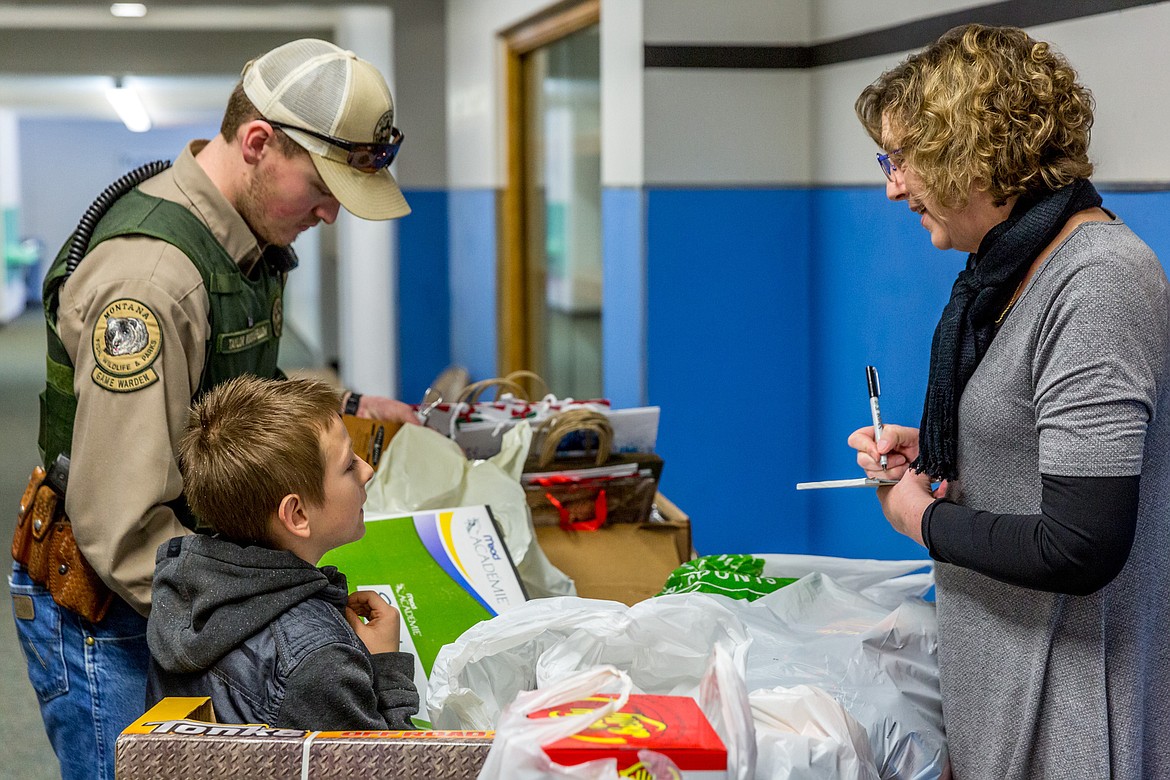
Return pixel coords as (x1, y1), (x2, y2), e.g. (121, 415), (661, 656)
(10, 563), (149, 780)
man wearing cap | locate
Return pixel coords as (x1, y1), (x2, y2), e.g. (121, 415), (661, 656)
(10, 39), (415, 780)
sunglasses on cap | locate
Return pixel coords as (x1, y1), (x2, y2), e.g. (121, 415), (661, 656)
(267, 120), (403, 174)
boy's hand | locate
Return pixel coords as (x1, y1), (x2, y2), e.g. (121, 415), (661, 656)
(344, 590), (402, 655)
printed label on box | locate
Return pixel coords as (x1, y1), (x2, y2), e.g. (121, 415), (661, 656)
(532, 694), (727, 779)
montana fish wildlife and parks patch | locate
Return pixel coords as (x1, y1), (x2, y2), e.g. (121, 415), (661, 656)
(91, 298), (162, 392)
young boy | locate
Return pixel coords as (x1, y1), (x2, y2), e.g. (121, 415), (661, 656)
(145, 375), (419, 730)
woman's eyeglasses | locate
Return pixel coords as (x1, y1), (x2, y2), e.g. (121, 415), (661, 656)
(876, 148), (903, 181)
(268, 120), (404, 174)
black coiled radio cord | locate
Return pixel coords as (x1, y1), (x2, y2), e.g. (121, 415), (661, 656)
(63, 159), (172, 280)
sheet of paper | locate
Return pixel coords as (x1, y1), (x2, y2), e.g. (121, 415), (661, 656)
(796, 477), (898, 490)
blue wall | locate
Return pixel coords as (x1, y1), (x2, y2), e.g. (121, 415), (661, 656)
(1098, 189), (1170, 268)
(806, 188), (961, 560)
(447, 189), (498, 380)
(602, 188), (647, 408)
(646, 188), (813, 556)
(398, 189), (451, 403)
(430, 184), (1170, 561)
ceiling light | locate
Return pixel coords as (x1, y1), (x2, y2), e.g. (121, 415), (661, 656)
(106, 77), (152, 132)
(110, 3), (147, 18)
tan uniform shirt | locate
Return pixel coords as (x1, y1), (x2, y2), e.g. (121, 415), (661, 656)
(57, 141), (265, 615)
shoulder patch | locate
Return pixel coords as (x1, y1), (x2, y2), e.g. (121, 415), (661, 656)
(91, 298), (163, 393)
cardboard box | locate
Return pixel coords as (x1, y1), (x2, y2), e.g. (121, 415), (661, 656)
(116, 697), (494, 779)
(342, 414), (402, 470)
(318, 506), (528, 722)
(533, 693), (727, 779)
(534, 493), (693, 606)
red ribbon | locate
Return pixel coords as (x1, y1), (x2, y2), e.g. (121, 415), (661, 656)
(544, 489), (607, 531)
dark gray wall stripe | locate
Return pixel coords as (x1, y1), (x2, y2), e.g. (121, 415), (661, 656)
(644, 0), (1168, 69)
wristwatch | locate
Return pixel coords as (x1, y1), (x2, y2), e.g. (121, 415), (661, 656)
(343, 392), (362, 416)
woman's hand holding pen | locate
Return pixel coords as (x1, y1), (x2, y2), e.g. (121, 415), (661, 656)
(848, 423), (919, 478)
(848, 423), (946, 546)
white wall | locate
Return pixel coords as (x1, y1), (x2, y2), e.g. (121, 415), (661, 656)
(446, 0), (653, 190)
(388, 0), (448, 189)
(810, 0), (984, 41)
(600, 0), (643, 187)
(643, 0), (809, 43)
(814, 3), (1170, 186)
(1034, 7), (1170, 184)
(447, 0), (552, 189)
(644, 68), (811, 185)
(641, 0), (812, 186)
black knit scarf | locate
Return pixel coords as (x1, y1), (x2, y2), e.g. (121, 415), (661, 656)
(915, 178), (1102, 480)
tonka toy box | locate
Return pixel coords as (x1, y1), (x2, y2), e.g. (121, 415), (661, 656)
(116, 697), (493, 779)
(319, 505), (528, 723)
(531, 693), (727, 778)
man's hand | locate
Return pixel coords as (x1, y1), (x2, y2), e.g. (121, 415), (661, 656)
(344, 590), (402, 655)
(354, 394), (421, 426)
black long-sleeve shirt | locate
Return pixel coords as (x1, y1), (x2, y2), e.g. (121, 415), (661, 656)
(921, 474), (1139, 596)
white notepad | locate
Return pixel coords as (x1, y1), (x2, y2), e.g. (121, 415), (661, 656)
(796, 477), (898, 490)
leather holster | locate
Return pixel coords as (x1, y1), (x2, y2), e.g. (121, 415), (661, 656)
(12, 466), (114, 623)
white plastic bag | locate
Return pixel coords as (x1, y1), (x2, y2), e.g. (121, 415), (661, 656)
(429, 561), (947, 780)
(737, 573), (943, 778)
(700, 643), (758, 780)
(476, 665), (636, 780)
(474, 644), (752, 780)
(755, 554), (933, 609)
(364, 421), (575, 598)
(750, 685), (880, 780)
(428, 594), (751, 730)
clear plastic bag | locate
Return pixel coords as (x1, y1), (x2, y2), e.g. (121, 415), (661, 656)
(477, 665), (634, 780)
(477, 652), (754, 780)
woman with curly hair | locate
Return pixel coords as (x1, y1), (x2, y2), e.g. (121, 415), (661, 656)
(849, 24), (1170, 779)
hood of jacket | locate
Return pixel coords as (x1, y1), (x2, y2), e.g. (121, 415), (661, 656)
(147, 534), (350, 673)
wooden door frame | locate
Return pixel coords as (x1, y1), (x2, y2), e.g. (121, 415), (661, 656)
(498, 0), (600, 377)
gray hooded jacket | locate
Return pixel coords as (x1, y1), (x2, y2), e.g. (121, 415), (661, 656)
(146, 534), (418, 730)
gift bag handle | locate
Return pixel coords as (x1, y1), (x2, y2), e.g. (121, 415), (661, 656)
(535, 409), (613, 468)
(502, 369), (551, 400)
(455, 377), (529, 405)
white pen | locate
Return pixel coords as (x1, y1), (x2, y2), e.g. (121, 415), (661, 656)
(866, 365), (888, 470)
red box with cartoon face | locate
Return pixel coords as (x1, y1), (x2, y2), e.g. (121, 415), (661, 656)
(530, 694), (728, 779)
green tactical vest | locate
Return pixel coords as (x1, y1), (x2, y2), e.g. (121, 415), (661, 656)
(40, 188), (285, 473)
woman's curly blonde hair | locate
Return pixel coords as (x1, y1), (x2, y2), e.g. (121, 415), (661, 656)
(855, 24), (1094, 209)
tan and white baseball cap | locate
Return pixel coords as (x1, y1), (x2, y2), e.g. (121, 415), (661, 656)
(242, 38), (410, 220)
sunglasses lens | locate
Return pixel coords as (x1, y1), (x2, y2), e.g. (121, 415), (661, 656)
(348, 149), (380, 173)
(347, 145), (397, 173)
